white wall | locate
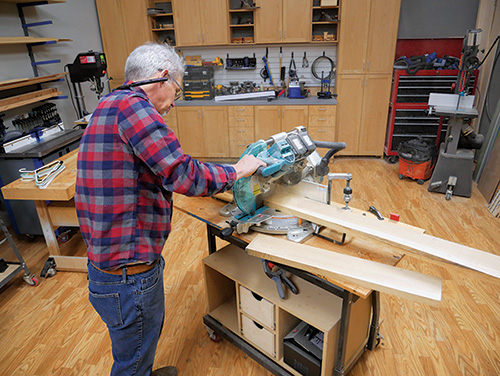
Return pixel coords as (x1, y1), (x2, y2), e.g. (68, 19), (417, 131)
(0, 0), (105, 130)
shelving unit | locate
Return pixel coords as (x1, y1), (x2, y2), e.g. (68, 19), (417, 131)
(312, 5), (339, 42)
(148, 1), (176, 46)
(228, 2), (256, 44)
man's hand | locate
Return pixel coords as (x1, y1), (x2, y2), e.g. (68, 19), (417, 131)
(233, 155), (267, 180)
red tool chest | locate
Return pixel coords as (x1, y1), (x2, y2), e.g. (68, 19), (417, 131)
(384, 69), (478, 161)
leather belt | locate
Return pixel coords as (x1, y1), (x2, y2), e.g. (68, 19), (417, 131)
(93, 259), (159, 276)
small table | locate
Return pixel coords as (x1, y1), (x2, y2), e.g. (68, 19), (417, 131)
(1, 149), (86, 272)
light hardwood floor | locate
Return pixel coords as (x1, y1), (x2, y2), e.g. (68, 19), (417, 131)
(0, 158), (499, 376)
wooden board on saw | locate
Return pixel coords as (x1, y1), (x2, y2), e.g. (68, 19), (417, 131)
(246, 234), (442, 305)
(265, 185), (500, 279)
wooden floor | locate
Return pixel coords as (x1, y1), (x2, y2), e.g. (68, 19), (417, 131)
(1, 157), (499, 376)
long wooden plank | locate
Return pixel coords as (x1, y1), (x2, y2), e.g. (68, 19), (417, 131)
(0, 88), (61, 112)
(265, 186), (500, 279)
(0, 73), (67, 92)
(246, 234), (442, 305)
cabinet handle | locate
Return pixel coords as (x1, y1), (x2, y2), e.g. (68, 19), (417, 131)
(318, 118), (327, 121)
(198, 110), (201, 118)
(202, 32), (205, 42)
(236, 119), (245, 121)
(202, 109), (204, 118)
(318, 108), (327, 111)
(367, 61), (370, 71)
(366, 79), (368, 88)
(317, 129), (326, 132)
(363, 61), (365, 71)
(236, 108), (245, 111)
(237, 129), (246, 132)
(238, 143), (246, 146)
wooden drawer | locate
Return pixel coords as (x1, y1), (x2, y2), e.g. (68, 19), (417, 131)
(309, 105), (337, 117)
(230, 142), (250, 158)
(229, 127), (255, 142)
(241, 313), (276, 358)
(228, 106), (254, 118)
(309, 126), (336, 142)
(239, 285), (275, 329)
(309, 115), (335, 129)
(228, 117), (254, 129)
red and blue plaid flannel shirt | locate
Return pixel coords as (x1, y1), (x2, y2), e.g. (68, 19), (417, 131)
(75, 85), (236, 270)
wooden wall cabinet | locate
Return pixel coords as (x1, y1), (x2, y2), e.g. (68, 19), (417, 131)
(337, 0), (400, 75)
(176, 106), (229, 158)
(254, 0), (311, 44)
(335, 0), (400, 156)
(336, 74), (392, 156)
(95, 0), (152, 89)
(174, 0), (228, 46)
(254, 106), (308, 140)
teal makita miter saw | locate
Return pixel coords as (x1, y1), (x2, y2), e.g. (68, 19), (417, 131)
(221, 126), (349, 243)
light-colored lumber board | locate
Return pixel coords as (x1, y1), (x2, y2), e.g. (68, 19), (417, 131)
(265, 186), (500, 279)
(50, 255), (87, 272)
(246, 234), (442, 305)
(0, 88), (61, 112)
(0, 73), (67, 92)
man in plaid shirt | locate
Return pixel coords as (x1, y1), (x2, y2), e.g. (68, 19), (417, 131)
(75, 43), (264, 376)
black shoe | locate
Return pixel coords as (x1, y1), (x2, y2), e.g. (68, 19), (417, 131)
(152, 366), (178, 376)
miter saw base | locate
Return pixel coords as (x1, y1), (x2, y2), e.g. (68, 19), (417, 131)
(226, 206), (315, 243)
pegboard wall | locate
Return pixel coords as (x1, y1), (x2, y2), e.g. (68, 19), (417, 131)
(177, 44), (337, 89)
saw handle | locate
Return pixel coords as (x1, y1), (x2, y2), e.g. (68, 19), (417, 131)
(313, 141), (347, 177)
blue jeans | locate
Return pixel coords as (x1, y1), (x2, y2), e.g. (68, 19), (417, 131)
(87, 257), (166, 376)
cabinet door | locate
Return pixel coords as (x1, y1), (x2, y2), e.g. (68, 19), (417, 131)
(202, 107), (229, 158)
(200, 0), (228, 45)
(336, 75), (364, 154)
(254, 0), (282, 44)
(281, 106), (308, 132)
(282, 0), (311, 43)
(173, 0), (202, 46)
(255, 106), (281, 140)
(358, 75), (392, 156)
(337, 0), (370, 74)
(176, 107), (204, 157)
(365, 0), (401, 74)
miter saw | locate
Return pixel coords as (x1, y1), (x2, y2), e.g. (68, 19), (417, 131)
(221, 126), (350, 243)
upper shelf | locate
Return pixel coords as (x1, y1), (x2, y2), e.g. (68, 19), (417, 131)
(0, 88), (62, 112)
(0, 37), (71, 45)
(0, 73), (67, 92)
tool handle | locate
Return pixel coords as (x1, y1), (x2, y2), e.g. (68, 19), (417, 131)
(273, 277), (285, 299)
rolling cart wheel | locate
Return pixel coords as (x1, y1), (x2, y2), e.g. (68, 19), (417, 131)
(417, 179), (424, 185)
(375, 332), (385, 348)
(398, 174), (404, 180)
(23, 274), (40, 286)
(58, 233), (69, 243)
(205, 324), (221, 342)
(388, 155), (398, 164)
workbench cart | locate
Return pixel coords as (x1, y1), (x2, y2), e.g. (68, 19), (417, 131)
(175, 196), (390, 376)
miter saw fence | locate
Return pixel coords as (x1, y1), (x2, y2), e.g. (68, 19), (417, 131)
(224, 127), (346, 243)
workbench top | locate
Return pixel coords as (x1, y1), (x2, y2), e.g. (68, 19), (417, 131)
(175, 95), (337, 107)
(1, 148), (77, 201)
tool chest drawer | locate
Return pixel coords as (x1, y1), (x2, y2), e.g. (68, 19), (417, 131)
(239, 285), (275, 329)
(228, 106), (254, 118)
(241, 313), (276, 358)
(309, 105), (336, 117)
